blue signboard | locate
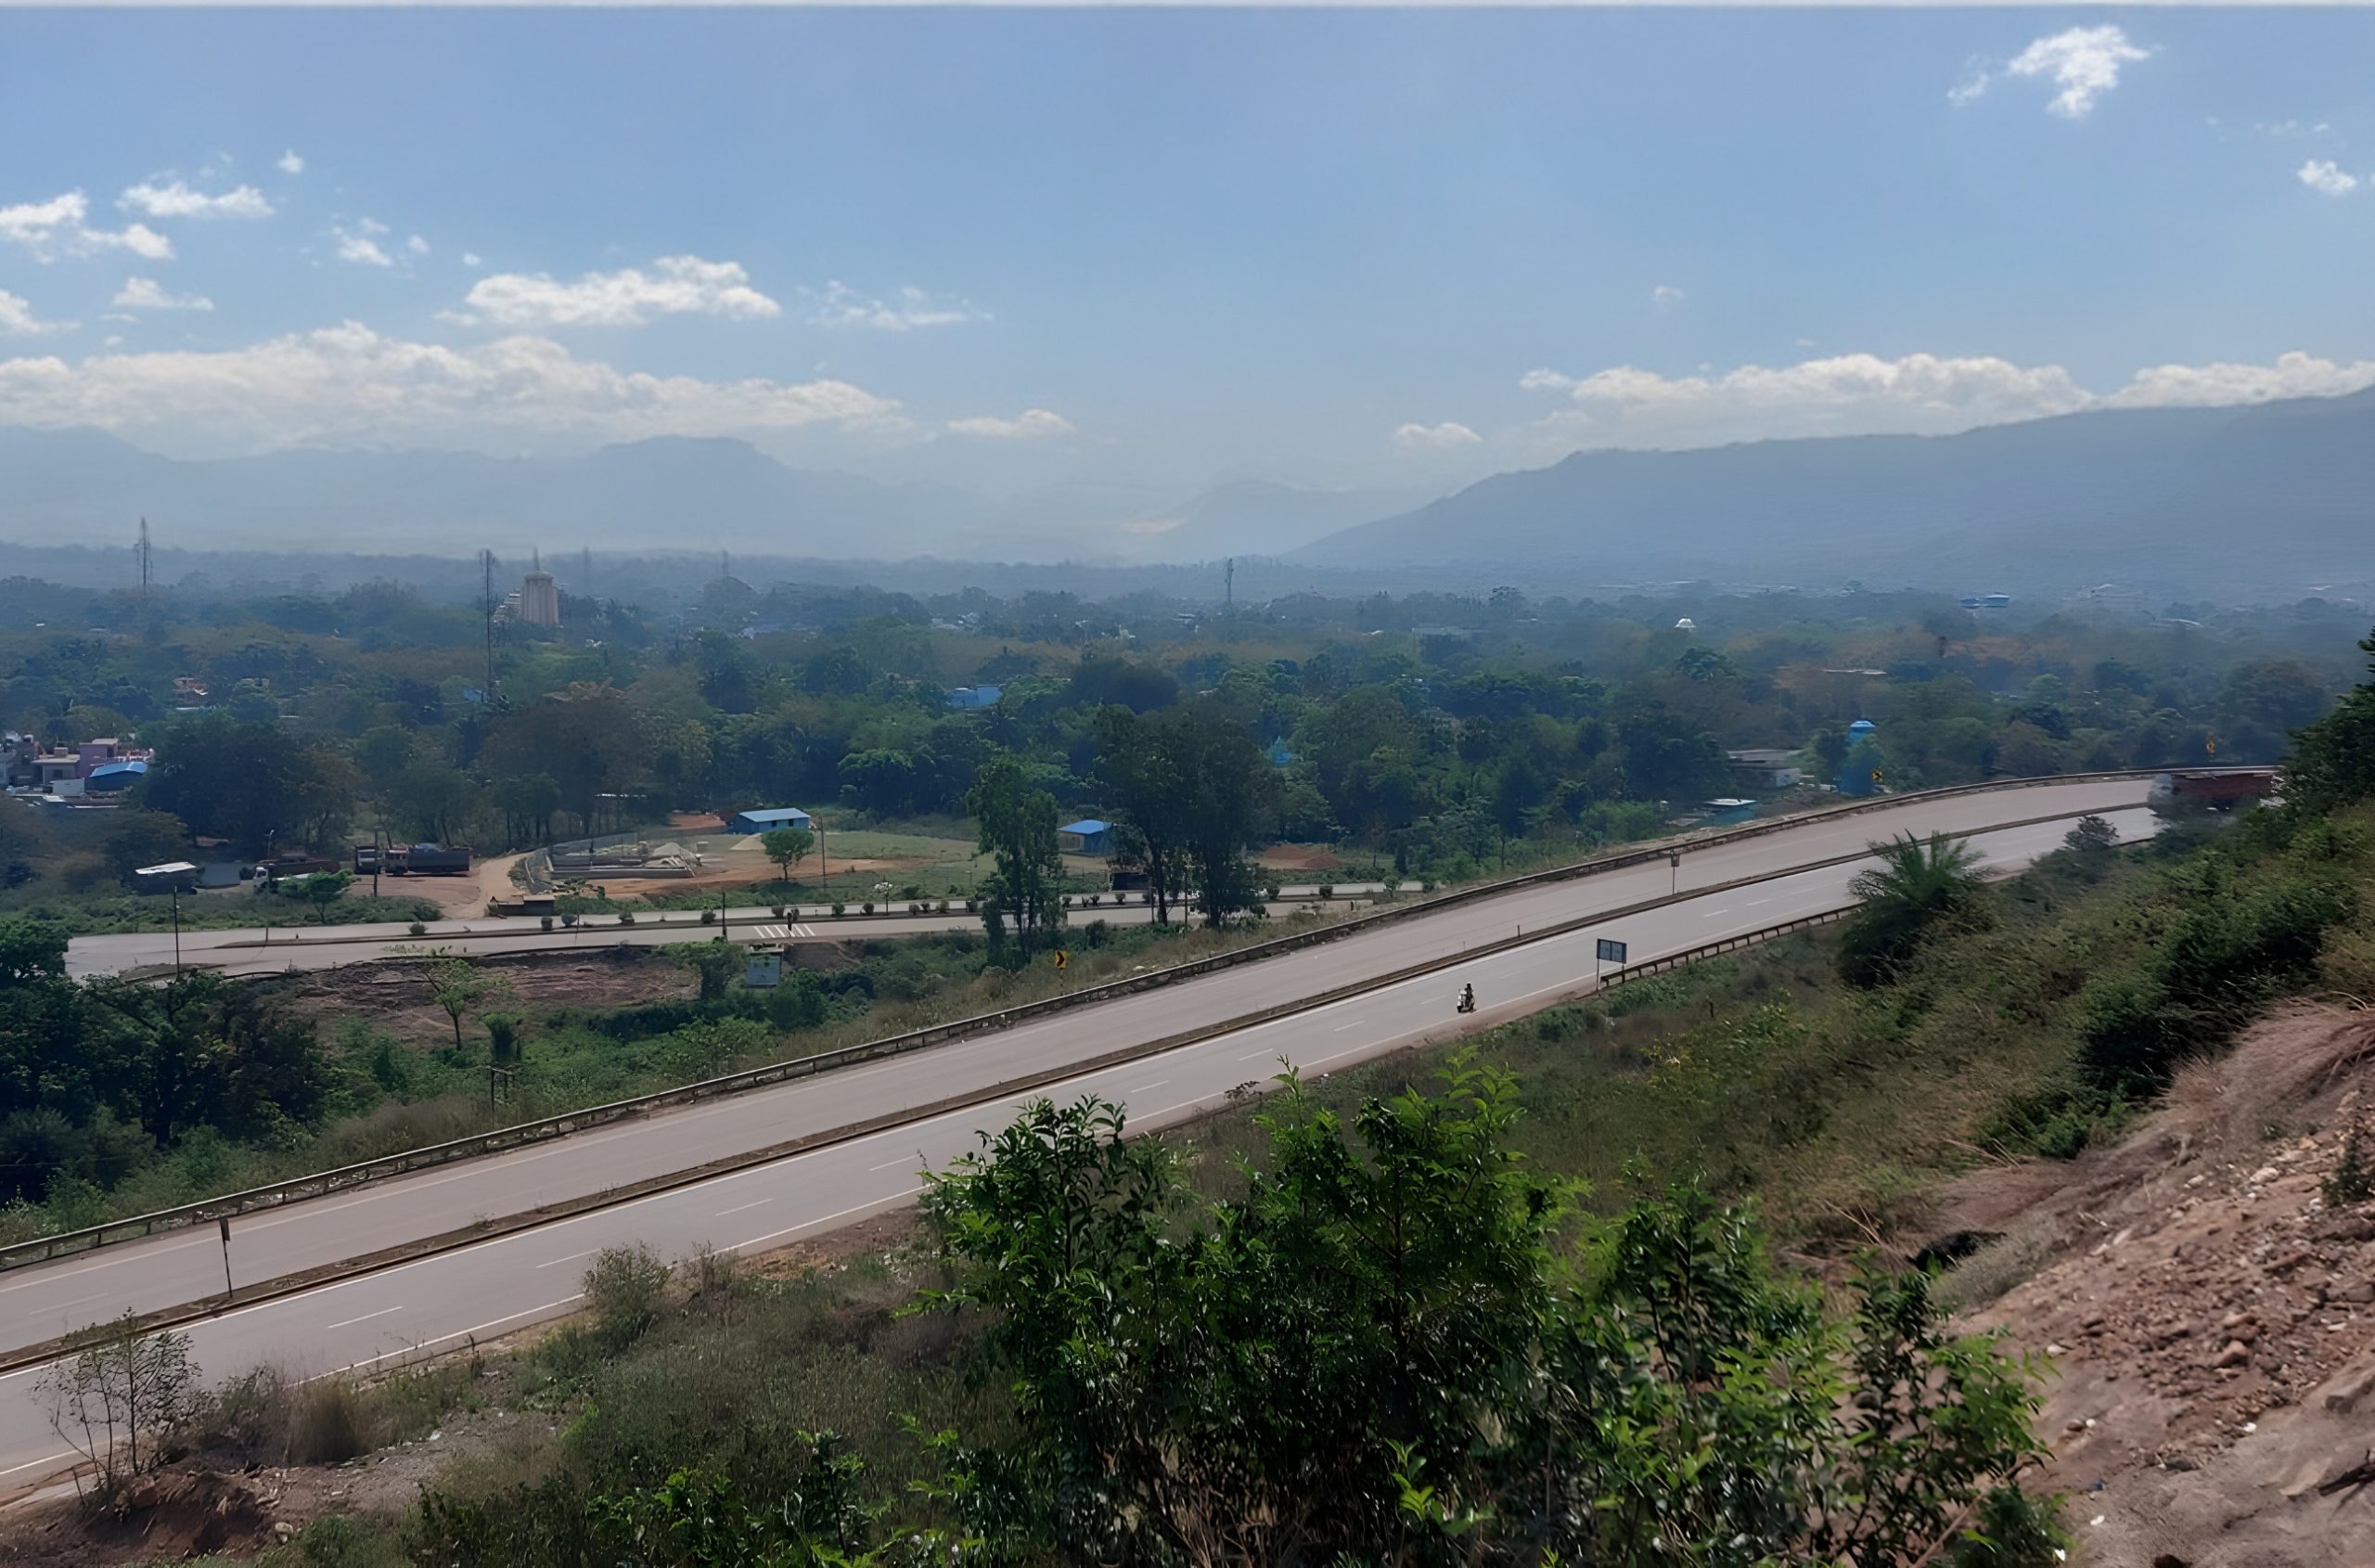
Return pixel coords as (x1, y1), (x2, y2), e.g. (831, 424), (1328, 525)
(1596, 938), (1628, 965)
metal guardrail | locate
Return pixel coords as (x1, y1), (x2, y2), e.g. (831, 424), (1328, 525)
(2, 768), (2172, 1273)
(1600, 906), (1854, 989)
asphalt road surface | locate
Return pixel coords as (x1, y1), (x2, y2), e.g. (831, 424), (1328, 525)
(0, 781), (2150, 1486)
(64, 881), (1419, 980)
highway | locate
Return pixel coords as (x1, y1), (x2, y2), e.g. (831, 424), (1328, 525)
(0, 781), (2150, 1486)
(63, 881), (1417, 980)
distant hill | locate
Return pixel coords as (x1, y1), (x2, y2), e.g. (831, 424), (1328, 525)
(0, 429), (982, 559)
(0, 428), (1438, 571)
(1292, 389), (2375, 600)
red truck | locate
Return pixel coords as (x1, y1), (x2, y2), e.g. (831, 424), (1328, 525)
(2148, 769), (2278, 814)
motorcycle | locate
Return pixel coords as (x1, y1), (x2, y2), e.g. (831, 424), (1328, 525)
(1455, 984), (1477, 1015)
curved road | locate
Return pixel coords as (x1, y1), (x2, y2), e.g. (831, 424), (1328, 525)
(0, 780), (2150, 1487)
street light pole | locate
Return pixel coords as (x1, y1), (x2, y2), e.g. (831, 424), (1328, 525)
(136, 861), (199, 976)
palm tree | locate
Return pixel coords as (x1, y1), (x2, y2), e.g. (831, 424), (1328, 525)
(1837, 830), (1985, 987)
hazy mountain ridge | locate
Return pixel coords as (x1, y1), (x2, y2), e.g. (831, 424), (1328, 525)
(1294, 389), (2375, 599)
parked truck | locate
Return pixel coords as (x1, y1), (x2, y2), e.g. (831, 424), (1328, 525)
(386, 842), (474, 876)
(2148, 769), (2277, 814)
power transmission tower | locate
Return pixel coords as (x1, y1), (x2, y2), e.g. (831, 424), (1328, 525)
(135, 518), (153, 597)
(1224, 557), (1234, 611)
(581, 546), (593, 601)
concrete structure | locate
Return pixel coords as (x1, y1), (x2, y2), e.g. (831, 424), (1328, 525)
(1059, 818), (1111, 855)
(744, 945), (786, 988)
(519, 554), (561, 629)
(945, 684), (1002, 711)
(728, 806), (813, 834)
(1727, 749), (1803, 790)
(1701, 797), (1758, 826)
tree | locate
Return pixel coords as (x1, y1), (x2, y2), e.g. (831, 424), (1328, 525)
(913, 1066), (2056, 1564)
(1837, 830), (1988, 987)
(102, 810), (189, 889)
(0, 917), (70, 987)
(38, 1315), (199, 1503)
(300, 868), (354, 923)
(1097, 707), (1188, 922)
(967, 753), (1066, 956)
(758, 825), (815, 888)
(669, 942), (742, 1002)
(430, 957), (510, 1054)
(2285, 626), (2375, 812)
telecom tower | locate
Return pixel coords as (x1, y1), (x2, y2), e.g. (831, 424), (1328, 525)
(135, 518), (153, 596)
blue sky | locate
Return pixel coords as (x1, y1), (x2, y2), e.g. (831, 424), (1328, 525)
(1, 6), (2370, 505)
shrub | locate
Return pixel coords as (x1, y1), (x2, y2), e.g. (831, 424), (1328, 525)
(861, 900), (875, 915)
(539, 915), (553, 932)
(286, 1377), (368, 1463)
(1316, 883), (1334, 900)
(408, 920), (427, 937)
(772, 905), (786, 918)
(584, 1244), (672, 1346)
(2326, 1117), (2375, 1208)
(832, 901), (847, 917)
(700, 908), (715, 925)
(616, 910), (635, 925)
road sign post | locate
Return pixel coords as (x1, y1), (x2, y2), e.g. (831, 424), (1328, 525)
(1052, 949), (1070, 970)
(1595, 936), (1628, 980)
(218, 1215), (233, 1299)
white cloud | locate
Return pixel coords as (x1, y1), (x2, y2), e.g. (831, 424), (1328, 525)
(1952, 26), (2153, 120)
(2105, 351), (2375, 408)
(460, 255), (779, 328)
(277, 150), (305, 176)
(0, 321), (903, 453)
(112, 276), (214, 312)
(1391, 420), (1482, 451)
(2298, 159), (2362, 197)
(1515, 347), (2375, 454)
(406, 235), (430, 257)
(118, 180), (274, 220)
(806, 282), (985, 331)
(0, 192), (173, 262)
(947, 407), (1073, 440)
(1651, 285), (1686, 306)
(461, 251), (483, 269)
(334, 225), (393, 267)
(0, 289), (74, 338)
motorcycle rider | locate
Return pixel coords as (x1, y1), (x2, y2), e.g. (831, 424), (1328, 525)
(1457, 982), (1475, 1013)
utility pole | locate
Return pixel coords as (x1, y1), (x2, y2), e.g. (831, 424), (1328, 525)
(1224, 557), (1234, 611)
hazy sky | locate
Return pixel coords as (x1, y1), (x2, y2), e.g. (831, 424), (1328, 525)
(2, 6), (2371, 498)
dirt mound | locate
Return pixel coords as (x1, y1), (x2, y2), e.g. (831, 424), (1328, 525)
(1935, 1004), (2375, 1564)
(1, 1466), (278, 1563)
(1259, 843), (1344, 873)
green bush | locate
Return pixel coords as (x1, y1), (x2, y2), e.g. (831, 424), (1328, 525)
(583, 1244), (671, 1347)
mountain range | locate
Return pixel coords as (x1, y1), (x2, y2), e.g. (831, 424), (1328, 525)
(0, 427), (1428, 569)
(1293, 388), (2375, 601)
(3, 385), (2372, 602)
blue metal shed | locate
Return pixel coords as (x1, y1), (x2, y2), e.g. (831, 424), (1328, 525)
(1059, 819), (1111, 855)
(728, 806), (813, 834)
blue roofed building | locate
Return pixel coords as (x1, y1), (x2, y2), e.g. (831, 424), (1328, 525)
(945, 684), (1002, 711)
(1059, 819), (1111, 855)
(727, 806), (813, 834)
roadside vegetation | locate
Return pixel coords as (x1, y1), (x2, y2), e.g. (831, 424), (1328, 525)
(151, 623), (2375, 1562)
(5, 572), (2351, 940)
